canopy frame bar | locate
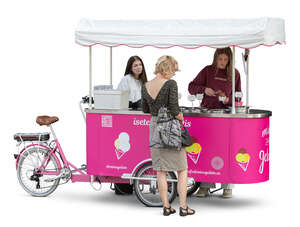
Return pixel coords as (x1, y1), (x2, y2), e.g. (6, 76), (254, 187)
(246, 49), (250, 109)
(232, 46), (236, 114)
(110, 47), (113, 85)
(87, 46), (249, 113)
(89, 46), (92, 109)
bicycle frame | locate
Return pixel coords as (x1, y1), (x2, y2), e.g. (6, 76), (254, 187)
(39, 137), (134, 184)
(16, 124), (89, 182)
(35, 138), (88, 179)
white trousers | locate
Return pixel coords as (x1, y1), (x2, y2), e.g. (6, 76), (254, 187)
(200, 182), (234, 190)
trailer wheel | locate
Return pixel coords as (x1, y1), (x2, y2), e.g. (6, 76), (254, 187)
(133, 162), (177, 207)
(187, 181), (200, 196)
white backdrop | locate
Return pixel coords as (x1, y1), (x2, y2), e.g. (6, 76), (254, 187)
(0, 0), (298, 226)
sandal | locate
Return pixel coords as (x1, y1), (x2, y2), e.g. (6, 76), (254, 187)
(179, 206), (195, 216)
(163, 206), (176, 216)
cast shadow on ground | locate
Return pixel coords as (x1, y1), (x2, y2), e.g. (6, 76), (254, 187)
(54, 188), (264, 210)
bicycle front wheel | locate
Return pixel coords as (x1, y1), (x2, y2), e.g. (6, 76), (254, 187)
(17, 147), (60, 197)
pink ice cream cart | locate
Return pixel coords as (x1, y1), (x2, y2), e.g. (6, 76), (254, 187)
(14, 18), (285, 207)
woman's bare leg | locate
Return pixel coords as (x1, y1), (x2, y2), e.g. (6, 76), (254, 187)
(157, 171), (170, 207)
(177, 169), (195, 214)
(177, 169), (188, 208)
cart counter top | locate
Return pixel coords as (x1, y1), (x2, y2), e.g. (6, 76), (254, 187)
(85, 108), (271, 119)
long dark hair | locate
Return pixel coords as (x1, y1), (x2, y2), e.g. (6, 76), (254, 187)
(124, 56), (148, 84)
(211, 48), (233, 82)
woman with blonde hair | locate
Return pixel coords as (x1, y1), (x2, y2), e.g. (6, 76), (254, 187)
(142, 55), (195, 216)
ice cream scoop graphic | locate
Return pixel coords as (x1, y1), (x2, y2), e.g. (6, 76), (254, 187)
(114, 139), (120, 149)
(114, 132), (130, 160)
(185, 142), (202, 164)
(190, 136), (198, 144)
(236, 148), (250, 171)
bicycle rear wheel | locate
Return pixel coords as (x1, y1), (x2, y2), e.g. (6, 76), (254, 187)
(17, 147), (60, 197)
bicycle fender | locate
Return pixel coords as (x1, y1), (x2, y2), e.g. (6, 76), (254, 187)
(15, 144), (62, 170)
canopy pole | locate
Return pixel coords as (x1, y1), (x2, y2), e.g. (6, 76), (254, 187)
(110, 47), (112, 86)
(246, 49), (250, 109)
(231, 46), (236, 114)
(89, 46), (92, 109)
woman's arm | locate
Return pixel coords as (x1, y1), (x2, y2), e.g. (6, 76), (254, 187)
(168, 80), (181, 118)
(117, 76), (129, 91)
(141, 86), (150, 113)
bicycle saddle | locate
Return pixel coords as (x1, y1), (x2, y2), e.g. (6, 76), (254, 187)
(36, 116), (59, 126)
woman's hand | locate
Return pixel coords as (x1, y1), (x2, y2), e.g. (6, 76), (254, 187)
(216, 90), (229, 104)
(176, 112), (184, 122)
(224, 97), (229, 104)
(204, 88), (216, 96)
(216, 90), (225, 97)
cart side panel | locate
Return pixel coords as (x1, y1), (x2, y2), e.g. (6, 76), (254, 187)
(229, 117), (269, 183)
(184, 117), (231, 183)
(185, 116), (269, 184)
(86, 113), (100, 174)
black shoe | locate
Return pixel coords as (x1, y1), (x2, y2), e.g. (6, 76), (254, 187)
(163, 206), (176, 216)
(179, 206), (195, 216)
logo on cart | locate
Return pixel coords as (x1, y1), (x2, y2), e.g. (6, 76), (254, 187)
(259, 128), (269, 174)
(114, 132), (131, 160)
(262, 128), (269, 137)
(236, 148), (250, 172)
(185, 136), (202, 164)
(259, 149), (269, 174)
(101, 115), (112, 127)
(211, 156), (224, 170)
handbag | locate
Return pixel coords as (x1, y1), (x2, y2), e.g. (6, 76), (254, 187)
(156, 106), (182, 150)
(181, 126), (193, 147)
(150, 106), (192, 150)
(157, 106), (193, 147)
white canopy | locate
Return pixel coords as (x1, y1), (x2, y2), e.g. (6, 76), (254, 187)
(75, 18), (285, 49)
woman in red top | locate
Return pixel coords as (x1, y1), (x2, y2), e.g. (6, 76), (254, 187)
(188, 47), (241, 198)
(188, 47), (241, 110)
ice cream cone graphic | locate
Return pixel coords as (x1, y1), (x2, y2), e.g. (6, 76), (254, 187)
(115, 148), (126, 160)
(185, 142), (202, 164)
(238, 161), (249, 172)
(188, 153), (200, 164)
(114, 132), (130, 160)
(236, 148), (250, 172)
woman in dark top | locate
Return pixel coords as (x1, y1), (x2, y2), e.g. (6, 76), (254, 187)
(188, 47), (241, 198)
(142, 55), (195, 216)
(188, 47), (241, 109)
